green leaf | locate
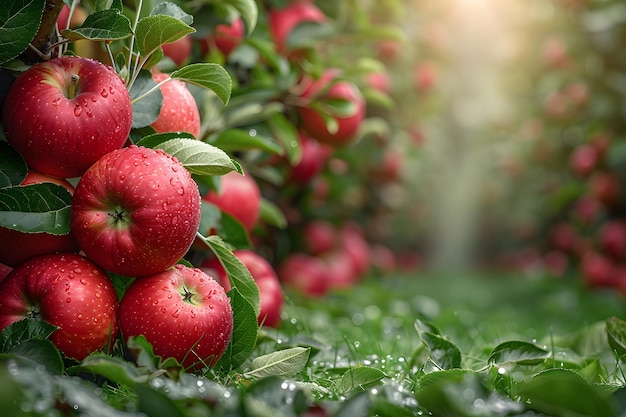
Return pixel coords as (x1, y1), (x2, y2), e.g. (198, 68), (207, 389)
(136, 383), (186, 417)
(516, 369), (616, 417)
(68, 355), (150, 388)
(259, 198), (287, 229)
(0, 182), (73, 234)
(126, 335), (161, 372)
(225, 0), (257, 34)
(488, 340), (551, 366)
(0, 0), (45, 65)
(135, 131), (196, 149)
(216, 287), (258, 372)
(7, 339), (64, 375)
(419, 332), (462, 371)
(199, 235), (261, 317)
(336, 367), (386, 394)
(198, 202), (252, 250)
(0, 318), (58, 353)
(129, 69), (164, 128)
(154, 138), (239, 176)
(171, 63), (232, 105)
(0, 142), (28, 189)
(245, 347), (310, 379)
(135, 14), (195, 58)
(62, 9), (132, 41)
(607, 316), (626, 358)
(266, 113), (301, 165)
(211, 128), (283, 155)
(150, 2), (193, 26)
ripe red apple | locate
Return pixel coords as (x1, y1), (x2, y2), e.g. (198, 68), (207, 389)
(162, 35), (193, 67)
(599, 220), (626, 260)
(201, 250), (284, 327)
(569, 144), (598, 177)
(119, 264), (233, 369)
(322, 250), (358, 291)
(365, 70), (391, 95)
(202, 171), (261, 232)
(199, 17), (245, 58)
(151, 71), (201, 138)
(278, 252), (329, 297)
(0, 171), (79, 267)
(0, 253), (119, 360)
(338, 224), (371, 278)
(2, 56), (132, 178)
(302, 220), (337, 255)
(371, 244), (397, 275)
(287, 133), (330, 184)
(70, 146), (201, 277)
(541, 36), (570, 69)
(268, 2), (327, 53)
(581, 251), (617, 288)
(297, 70), (366, 146)
(413, 62), (438, 93)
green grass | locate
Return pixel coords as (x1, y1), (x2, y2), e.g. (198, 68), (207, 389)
(3, 270), (626, 417)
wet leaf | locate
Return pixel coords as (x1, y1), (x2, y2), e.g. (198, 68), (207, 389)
(0, 0), (45, 64)
(216, 287), (258, 372)
(246, 347), (311, 379)
(62, 9), (132, 41)
(154, 138), (239, 176)
(0, 142), (28, 189)
(488, 340), (551, 366)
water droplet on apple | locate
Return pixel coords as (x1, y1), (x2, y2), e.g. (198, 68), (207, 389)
(172, 310), (180, 318)
(74, 105), (82, 117)
(100, 88), (108, 98)
(77, 314), (83, 321)
(167, 294), (173, 299)
(114, 125), (121, 133)
(80, 278), (87, 285)
(52, 97), (62, 107)
(66, 298), (71, 303)
(153, 300), (159, 305)
(171, 217), (178, 226)
(91, 96), (97, 103)
(109, 87), (115, 95)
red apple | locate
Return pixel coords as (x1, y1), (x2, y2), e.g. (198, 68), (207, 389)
(0, 253), (119, 360)
(338, 224), (371, 278)
(302, 220), (337, 255)
(0, 171), (79, 267)
(322, 250), (358, 291)
(162, 35), (193, 67)
(297, 70), (366, 146)
(119, 264), (233, 369)
(287, 132), (330, 184)
(70, 146), (201, 277)
(268, 2), (327, 53)
(2, 56), (132, 178)
(569, 144), (598, 177)
(588, 171), (621, 207)
(365, 70), (391, 94)
(0, 263), (12, 282)
(541, 36), (570, 69)
(413, 62), (438, 93)
(199, 17), (245, 58)
(201, 250), (284, 327)
(202, 171), (261, 232)
(151, 71), (201, 138)
(278, 252), (329, 297)
(581, 251), (617, 287)
(599, 220), (626, 260)
(371, 244), (397, 275)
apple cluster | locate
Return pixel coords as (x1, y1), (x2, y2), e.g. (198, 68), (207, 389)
(0, 55), (233, 367)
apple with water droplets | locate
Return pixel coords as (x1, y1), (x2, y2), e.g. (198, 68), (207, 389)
(2, 56), (132, 178)
(0, 253), (119, 361)
(70, 145), (201, 277)
(150, 71), (201, 138)
(119, 264), (233, 369)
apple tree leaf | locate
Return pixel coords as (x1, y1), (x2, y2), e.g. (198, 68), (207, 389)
(211, 128), (283, 155)
(419, 331), (462, 371)
(260, 198), (287, 229)
(6, 339), (64, 375)
(135, 14), (195, 58)
(135, 131), (196, 149)
(198, 234), (260, 318)
(0, 142), (28, 189)
(199, 202), (252, 250)
(0, 0), (45, 65)
(216, 287), (258, 372)
(62, 9), (132, 41)
(129, 69), (163, 128)
(154, 138), (239, 176)
(0, 318), (58, 354)
(68, 355), (150, 388)
(245, 347), (311, 379)
(607, 316), (626, 358)
(224, 0), (258, 34)
(150, 2), (193, 25)
(0, 182), (72, 235)
(266, 113), (301, 165)
(336, 367), (387, 395)
(170, 63), (232, 105)
(488, 340), (551, 366)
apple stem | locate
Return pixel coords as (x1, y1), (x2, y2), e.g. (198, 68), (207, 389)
(65, 74), (80, 99)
